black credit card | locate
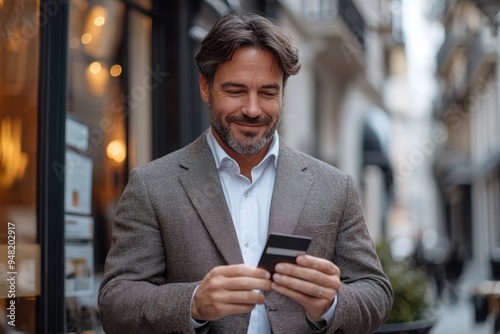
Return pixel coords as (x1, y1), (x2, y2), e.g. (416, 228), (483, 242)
(257, 233), (311, 274)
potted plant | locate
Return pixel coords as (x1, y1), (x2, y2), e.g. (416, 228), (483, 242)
(374, 240), (436, 334)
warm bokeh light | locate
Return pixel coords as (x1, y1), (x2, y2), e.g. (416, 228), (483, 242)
(106, 139), (126, 164)
(81, 33), (92, 44)
(86, 61), (109, 96)
(89, 61), (102, 75)
(110, 64), (122, 77)
(94, 15), (105, 26)
(83, 6), (109, 58)
(0, 116), (28, 188)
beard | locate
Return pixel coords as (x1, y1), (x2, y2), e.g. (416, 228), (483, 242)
(209, 98), (280, 155)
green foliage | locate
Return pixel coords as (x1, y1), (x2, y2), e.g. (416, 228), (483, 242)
(376, 240), (431, 323)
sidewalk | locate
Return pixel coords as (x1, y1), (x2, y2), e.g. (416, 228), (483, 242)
(430, 261), (491, 334)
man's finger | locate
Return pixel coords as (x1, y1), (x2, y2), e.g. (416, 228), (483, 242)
(296, 255), (340, 275)
(212, 264), (271, 279)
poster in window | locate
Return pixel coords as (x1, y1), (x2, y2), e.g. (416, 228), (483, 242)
(64, 150), (93, 215)
(65, 214), (94, 240)
(65, 243), (94, 297)
(65, 118), (89, 152)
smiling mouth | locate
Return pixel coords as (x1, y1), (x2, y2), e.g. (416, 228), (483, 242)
(232, 122), (268, 134)
(227, 114), (271, 125)
(234, 122), (264, 128)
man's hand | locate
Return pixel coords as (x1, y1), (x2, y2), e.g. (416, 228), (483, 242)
(192, 264), (272, 321)
(271, 254), (340, 321)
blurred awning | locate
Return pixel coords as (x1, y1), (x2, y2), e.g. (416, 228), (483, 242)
(363, 120), (393, 190)
(433, 149), (474, 189)
(434, 145), (500, 189)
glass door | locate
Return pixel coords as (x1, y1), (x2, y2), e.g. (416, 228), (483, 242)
(64, 0), (152, 332)
(65, 1), (127, 332)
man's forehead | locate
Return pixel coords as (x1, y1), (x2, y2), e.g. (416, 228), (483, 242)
(212, 48), (284, 85)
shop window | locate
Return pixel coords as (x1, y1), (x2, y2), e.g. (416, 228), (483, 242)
(0, 0), (40, 333)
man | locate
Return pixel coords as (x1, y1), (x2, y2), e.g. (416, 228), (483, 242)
(98, 13), (392, 334)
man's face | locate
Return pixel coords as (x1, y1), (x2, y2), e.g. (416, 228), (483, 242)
(199, 47), (283, 155)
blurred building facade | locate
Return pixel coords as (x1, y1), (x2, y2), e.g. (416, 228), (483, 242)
(434, 0), (500, 279)
(276, 0), (402, 242)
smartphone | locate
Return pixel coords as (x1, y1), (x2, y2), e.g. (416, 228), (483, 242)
(257, 233), (312, 274)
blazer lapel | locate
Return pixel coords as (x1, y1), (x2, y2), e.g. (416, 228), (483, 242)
(268, 141), (312, 236)
(178, 133), (244, 265)
(265, 141), (313, 312)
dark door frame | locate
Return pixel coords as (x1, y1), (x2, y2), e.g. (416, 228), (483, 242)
(37, 0), (68, 332)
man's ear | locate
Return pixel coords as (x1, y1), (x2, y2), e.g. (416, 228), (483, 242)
(199, 74), (210, 103)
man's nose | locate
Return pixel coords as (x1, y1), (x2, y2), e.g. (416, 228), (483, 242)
(241, 92), (261, 118)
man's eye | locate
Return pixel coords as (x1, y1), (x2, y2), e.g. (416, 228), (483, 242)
(227, 90), (243, 95)
(262, 92), (277, 97)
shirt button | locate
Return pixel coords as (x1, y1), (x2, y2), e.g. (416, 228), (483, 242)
(243, 191), (249, 197)
(243, 241), (249, 247)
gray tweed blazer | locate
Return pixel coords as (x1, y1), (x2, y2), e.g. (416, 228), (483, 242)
(98, 131), (392, 334)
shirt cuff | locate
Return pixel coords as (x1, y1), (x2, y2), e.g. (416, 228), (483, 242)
(307, 294), (338, 329)
(190, 285), (208, 329)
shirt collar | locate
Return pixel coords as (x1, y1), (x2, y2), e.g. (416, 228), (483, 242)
(206, 128), (279, 171)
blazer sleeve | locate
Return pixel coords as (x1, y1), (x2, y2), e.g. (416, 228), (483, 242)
(328, 175), (393, 334)
(98, 168), (208, 334)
